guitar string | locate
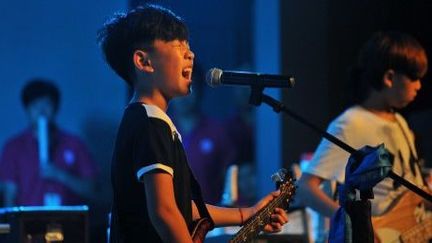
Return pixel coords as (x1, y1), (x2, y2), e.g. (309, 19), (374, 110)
(233, 188), (294, 242)
(233, 191), (287, 242)
(233, 179), (295, 241)
(401, 217), (432, 242)
(233, 195), (286, 242)
(231, 182), (295, 242)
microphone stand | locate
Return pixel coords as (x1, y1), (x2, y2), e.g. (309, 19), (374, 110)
(249, 86), (432, 203)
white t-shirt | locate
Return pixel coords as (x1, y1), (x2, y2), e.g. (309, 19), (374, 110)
(304, 105), (424, 215)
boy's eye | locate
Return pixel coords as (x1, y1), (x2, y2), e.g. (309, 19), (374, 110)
(173, 45), (190, 52)
(172, 41), (190, 49)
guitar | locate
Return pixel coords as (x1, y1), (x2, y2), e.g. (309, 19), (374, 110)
(191, 169), (296, 243)
(372, 191), (432, 243)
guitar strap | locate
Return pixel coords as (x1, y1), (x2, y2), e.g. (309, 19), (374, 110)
(188, 165), (215, 229)
(394, 117), (427, 186)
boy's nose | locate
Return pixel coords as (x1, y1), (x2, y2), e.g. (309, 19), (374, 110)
(414, 79), (421, 91)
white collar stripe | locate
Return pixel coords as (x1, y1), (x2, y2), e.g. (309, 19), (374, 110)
(142, 104), (182, 141)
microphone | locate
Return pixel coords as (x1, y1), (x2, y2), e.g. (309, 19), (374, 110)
(206, 68), (295, 88)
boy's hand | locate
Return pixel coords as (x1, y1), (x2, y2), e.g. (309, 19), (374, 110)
(249, 190), (289, 233)
(262, 207), (288, 233)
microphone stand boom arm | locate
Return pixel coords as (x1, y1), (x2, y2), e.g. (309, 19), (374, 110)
(249, 86), (432, 203)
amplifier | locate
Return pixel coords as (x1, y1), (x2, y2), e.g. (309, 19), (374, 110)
(0, 206), (88, 243)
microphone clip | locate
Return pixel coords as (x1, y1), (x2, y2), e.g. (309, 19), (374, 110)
(248, 86), (265, 106)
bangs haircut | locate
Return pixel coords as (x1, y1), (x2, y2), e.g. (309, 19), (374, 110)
(358, 31), (428, 91)
(386, 34), (428, 80)
(97, 4), (189, 86)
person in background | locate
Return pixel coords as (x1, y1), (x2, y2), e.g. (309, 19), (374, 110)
(297, 31), (430, 242)
(0, 79), (98, 206)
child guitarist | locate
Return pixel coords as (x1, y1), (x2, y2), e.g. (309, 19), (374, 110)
(98, 4), (288, 242)
(297, 31), (431, 242)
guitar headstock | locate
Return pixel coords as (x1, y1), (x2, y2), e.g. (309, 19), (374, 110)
(271, 168), (296, 203)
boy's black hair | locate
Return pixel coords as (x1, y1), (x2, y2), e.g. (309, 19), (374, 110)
(350, 31), (428, 103)
(98, 4), (189, 86)
(21, 78), (60, 111)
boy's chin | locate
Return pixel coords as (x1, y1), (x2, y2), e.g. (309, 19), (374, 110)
(181, 85), (192, 96)
(396, 99), (414, 108)
(176, 88), (192, 97)
(172, 84), (192, 98)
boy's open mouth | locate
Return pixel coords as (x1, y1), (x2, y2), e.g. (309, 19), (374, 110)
(182, 68), (192, 80)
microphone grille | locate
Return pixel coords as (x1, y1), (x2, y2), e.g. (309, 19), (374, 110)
(206, 68), (223, 87)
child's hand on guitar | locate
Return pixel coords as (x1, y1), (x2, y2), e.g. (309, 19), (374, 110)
(250, 190), (289, 233)
(262, 207), (288, 233)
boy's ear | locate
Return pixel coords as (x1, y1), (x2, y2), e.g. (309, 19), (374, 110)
(133, 50), (154, 72)
(383, 69), (395, 88)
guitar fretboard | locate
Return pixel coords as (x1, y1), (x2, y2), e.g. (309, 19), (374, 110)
(230, 179), (295, 243)
(401, 217), (432, 243)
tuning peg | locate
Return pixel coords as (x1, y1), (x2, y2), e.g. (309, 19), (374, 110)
(271, 172), (284, 184)
(278, 168), (288, 178)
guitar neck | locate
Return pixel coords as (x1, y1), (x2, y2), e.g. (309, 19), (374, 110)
(373, 191), (432, 243)
(230, 192), (291, 243)
(401, 217), (432, 242)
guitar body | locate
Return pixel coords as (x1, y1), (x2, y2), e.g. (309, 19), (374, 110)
(373, 191), (432, 243)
